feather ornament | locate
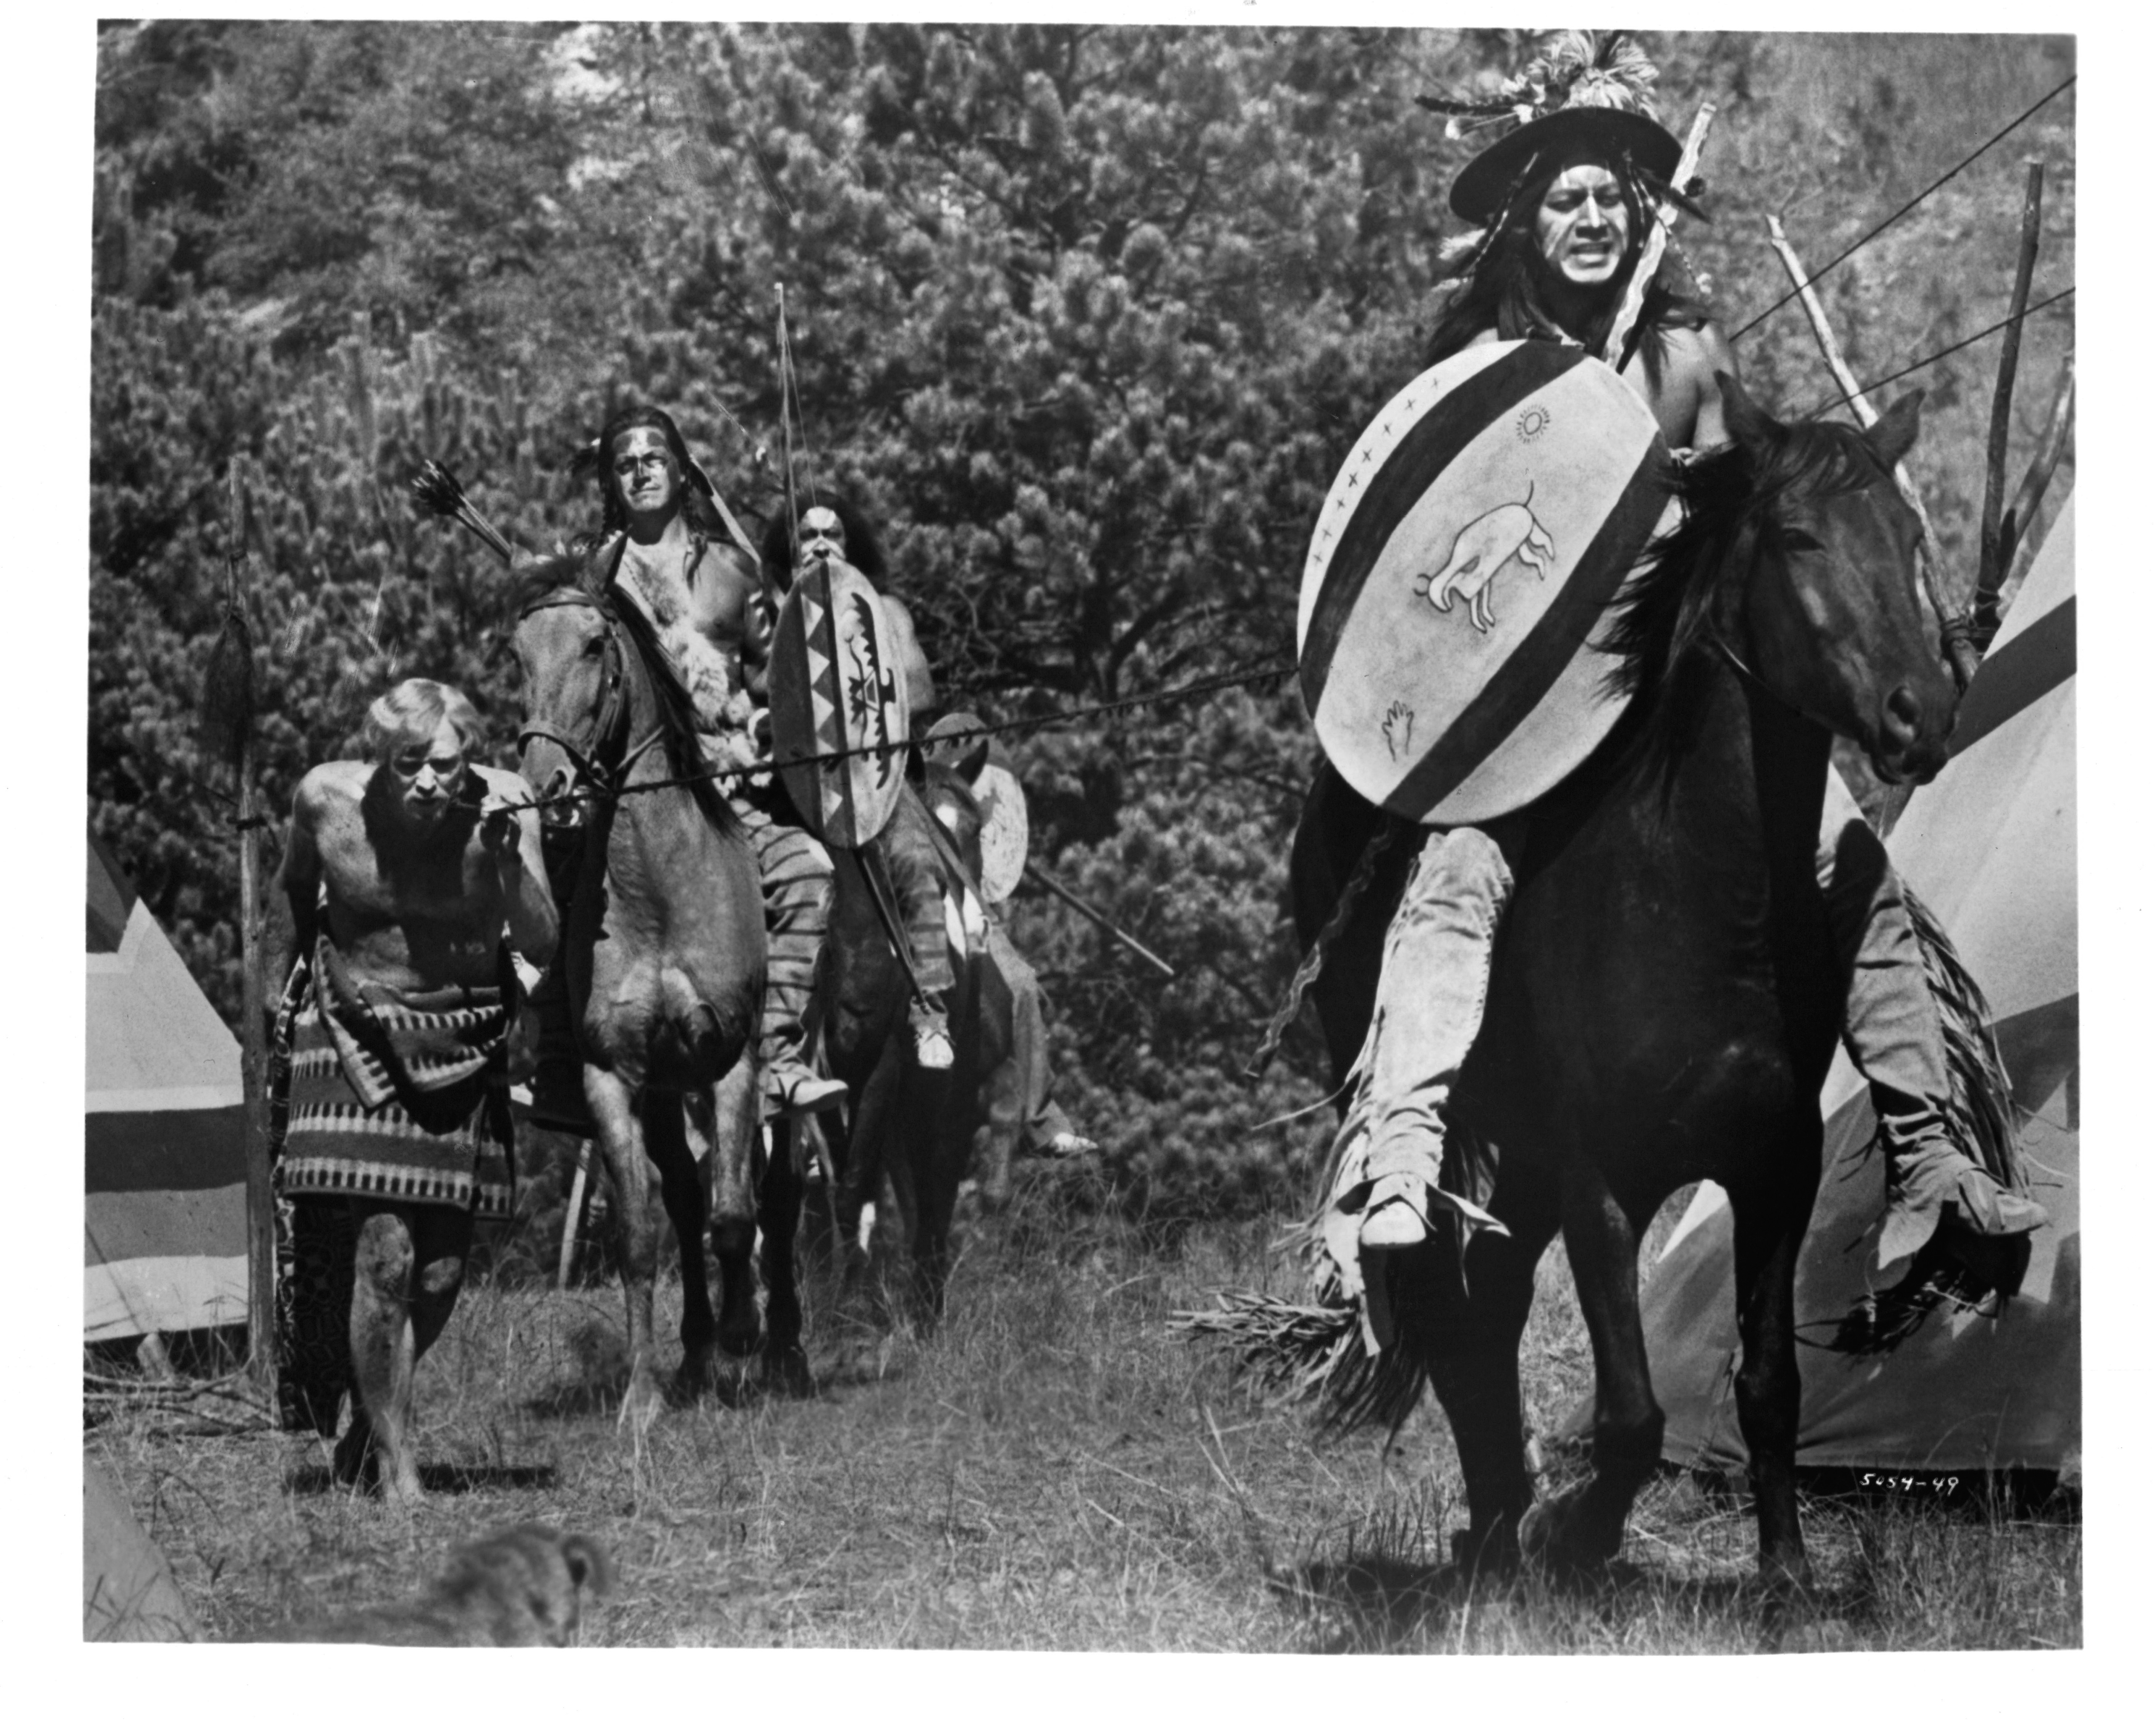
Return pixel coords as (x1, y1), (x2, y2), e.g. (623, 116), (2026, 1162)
(1416, 29), (1662, 139)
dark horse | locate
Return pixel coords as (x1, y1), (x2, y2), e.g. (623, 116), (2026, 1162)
(515, 580), (771, 1427)
(803, 768), (998, 1322)
(1285, 375), (1955, 1589)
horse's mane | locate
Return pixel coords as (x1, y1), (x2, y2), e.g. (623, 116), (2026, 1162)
(1598, 415), (1896, 709)
(1589, 413), (1899, 789)
(506, 553), (589, 616)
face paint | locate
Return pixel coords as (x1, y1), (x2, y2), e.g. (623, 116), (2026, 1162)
(610, 426), (681, 527)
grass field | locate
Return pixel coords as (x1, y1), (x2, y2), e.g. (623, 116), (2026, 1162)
(87, 1173), (2080, 1651)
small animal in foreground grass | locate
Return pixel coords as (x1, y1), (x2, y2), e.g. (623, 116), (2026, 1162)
(251, 1523), (615, 1645)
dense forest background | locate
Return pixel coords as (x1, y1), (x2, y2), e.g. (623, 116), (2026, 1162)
(90, 24), (2075, 1221)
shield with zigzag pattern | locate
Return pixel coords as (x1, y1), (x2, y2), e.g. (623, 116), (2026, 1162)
(769, 556), (910, 848)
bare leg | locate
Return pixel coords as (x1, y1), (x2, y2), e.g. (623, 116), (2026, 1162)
(346, 1201), (468, 1507)
(585, 1066), (663, 1433)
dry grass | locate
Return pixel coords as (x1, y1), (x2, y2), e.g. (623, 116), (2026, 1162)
(86, 1178), (2079, 1651)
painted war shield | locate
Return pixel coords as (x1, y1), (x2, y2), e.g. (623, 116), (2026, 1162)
(1297, 339), (1678, 825)
(769, 556), (911, 848)
(970, 761), (1029, 905)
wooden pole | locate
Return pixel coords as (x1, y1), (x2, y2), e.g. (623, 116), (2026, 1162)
(1974, 160), (2046, 649)
(1022, 860), (1176, 980)
(227, 465), (279, 1392)
(557, 1139), (592, 1292)
(1765, 214), (1979, 692)
(2002, 355), (2076, 593)
(1602, 102), (1716, 369)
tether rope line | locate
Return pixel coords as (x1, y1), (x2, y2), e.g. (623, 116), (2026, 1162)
(513, 654), (1298, 819)
(1797, 285), (2075, 421)
(1728, 74), (2075, 343)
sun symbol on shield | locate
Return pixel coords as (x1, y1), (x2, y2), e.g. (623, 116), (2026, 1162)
(1516, 405), (1552, 443)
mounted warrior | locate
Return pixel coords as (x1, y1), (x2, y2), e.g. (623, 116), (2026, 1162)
(1295, 33), (2042, 1351)
(522, 408), (957, 1141)
(758, 501), (1099, 1185)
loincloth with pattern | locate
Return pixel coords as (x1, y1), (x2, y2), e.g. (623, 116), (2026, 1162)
(270, 937), (517, 1221)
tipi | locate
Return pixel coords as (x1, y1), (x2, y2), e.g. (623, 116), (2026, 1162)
(85, 829), (250, 1341)
(1624, 495), (2078, 1477)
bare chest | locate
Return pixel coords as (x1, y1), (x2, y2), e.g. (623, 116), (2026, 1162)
(314, 805), (505, 984)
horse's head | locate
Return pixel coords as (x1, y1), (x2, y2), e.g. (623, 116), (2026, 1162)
(1719, 374), (1957, 785)
(513, 586), (624, 820)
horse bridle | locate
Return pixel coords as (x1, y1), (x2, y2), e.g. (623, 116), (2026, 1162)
(515, 587), (663, 806)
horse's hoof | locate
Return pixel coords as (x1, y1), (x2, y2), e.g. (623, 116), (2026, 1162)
(331, 1420), (379, 1493)
(716, 1318), (763, 1360)
(763, 1344), (814, 1397)
(1448, 1526), (1520, 1583)
(672, 1351), (719, 1401)
(1518, 1490), (1615, 1584)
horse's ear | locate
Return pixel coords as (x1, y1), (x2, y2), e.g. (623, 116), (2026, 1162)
(1713, 370), (1778, 454)
(1866, 389), (1925, 468)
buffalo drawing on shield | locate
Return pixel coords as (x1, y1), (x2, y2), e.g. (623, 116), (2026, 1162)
(1414, 483), (1557, 635)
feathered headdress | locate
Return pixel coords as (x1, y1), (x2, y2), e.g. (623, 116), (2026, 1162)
(1418, 30), (1660, 139)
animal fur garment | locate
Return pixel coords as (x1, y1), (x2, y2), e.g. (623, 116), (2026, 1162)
(248, 1524), (616, 1645)
(611, 542), (763, 773)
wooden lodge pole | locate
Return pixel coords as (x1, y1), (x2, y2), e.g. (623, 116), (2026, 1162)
(557, 1140), (593, 1291)
(1974, 160), (2050, 648)
(1764, 214), (1979, 692)
(226, 464), (280, 1392)
(2003, 355), (2076, 594)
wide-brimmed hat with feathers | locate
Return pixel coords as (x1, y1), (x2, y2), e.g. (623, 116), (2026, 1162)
(1420, 31), (1694, 227)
